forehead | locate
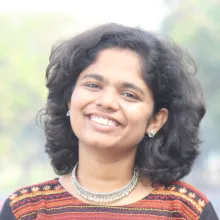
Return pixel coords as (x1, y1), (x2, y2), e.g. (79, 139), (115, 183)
(79, 48), (144, 83)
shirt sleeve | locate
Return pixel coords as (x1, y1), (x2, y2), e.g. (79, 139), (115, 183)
(200, 202), (219, 220)
(0, 198), (16, 220)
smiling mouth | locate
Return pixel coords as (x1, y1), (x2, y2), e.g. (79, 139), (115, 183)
(89, 115), (119, 127)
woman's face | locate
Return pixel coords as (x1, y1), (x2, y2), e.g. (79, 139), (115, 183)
(69, 48), (165, 151)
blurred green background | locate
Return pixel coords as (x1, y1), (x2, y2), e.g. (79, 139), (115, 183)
(0, 0), (219, 216)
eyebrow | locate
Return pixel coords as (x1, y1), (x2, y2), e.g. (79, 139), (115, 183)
(81, 73), (105, 82)
(81, 73), (145, 95)
(121, 82), (144, 95)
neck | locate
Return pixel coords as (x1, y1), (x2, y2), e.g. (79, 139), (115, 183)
(76, 143), (138, 193)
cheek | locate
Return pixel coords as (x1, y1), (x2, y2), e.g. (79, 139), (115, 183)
(123, 111), (149, 146)
(69, 90), (85, 137)
(70, 88), (88, 110)
(124, 104), (152, 125)
(132, 113), (149, 133)
(124, 104), (153, 139)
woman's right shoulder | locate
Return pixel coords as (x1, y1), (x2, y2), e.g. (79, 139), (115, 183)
(8, 178), (61, 201)
(0, 178), (63, 220)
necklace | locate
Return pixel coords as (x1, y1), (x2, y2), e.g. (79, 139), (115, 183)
(71, 163), (139, 203)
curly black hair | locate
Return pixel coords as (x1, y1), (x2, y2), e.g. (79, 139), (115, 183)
(44, 23), (205, 186)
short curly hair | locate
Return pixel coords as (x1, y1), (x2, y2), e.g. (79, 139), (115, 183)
(44, 23), (205, 186)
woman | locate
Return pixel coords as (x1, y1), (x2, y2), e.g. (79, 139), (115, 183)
(0, 23), (218, 219)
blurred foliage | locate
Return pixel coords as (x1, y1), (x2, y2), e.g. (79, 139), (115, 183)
(160, 0), (220, 163)
(162, 1), (220, 213)
(0, 13), (77, 195)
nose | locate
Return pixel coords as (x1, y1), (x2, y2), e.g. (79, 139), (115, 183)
(95, 88), (119, 111)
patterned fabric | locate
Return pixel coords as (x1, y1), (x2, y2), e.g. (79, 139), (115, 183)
(0, 178), (218, 220)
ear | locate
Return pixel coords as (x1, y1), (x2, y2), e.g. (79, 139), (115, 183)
(67, 102), (71, 109)
(146, 108), (168, 136)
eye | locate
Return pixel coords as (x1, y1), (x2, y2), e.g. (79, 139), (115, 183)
(122, 92), (138, 100)
(85, 83), (100, 88)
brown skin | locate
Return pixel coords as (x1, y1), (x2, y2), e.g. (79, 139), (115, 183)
(59, 48), (168, 206)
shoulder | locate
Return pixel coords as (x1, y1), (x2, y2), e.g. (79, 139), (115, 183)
(166, 181), (208, 203)
(4, 178), (64, 219)
(151, 181), (209, 217)
(9, 178), (63, 205)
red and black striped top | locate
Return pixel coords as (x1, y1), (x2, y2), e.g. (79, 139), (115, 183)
(0, 178), (218, 220)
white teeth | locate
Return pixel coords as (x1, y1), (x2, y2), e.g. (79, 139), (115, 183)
(90, 115), (118, 127)
(107, 120), (116, 126)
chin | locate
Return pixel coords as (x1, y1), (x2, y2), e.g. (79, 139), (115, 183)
(86, 140), (117, 149)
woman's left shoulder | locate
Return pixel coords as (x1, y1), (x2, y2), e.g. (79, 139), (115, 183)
(153, 181), (219, 219)
(154, 181), (208, 209)
(167, 181), (209, 203)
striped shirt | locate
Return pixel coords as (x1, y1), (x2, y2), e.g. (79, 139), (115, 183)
(0, 178), (218, 219)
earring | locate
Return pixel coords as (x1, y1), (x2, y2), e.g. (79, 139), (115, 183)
(148, 130), (155, 138)
(66, 110), (70, 116)
(112, 101), (119, 108)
